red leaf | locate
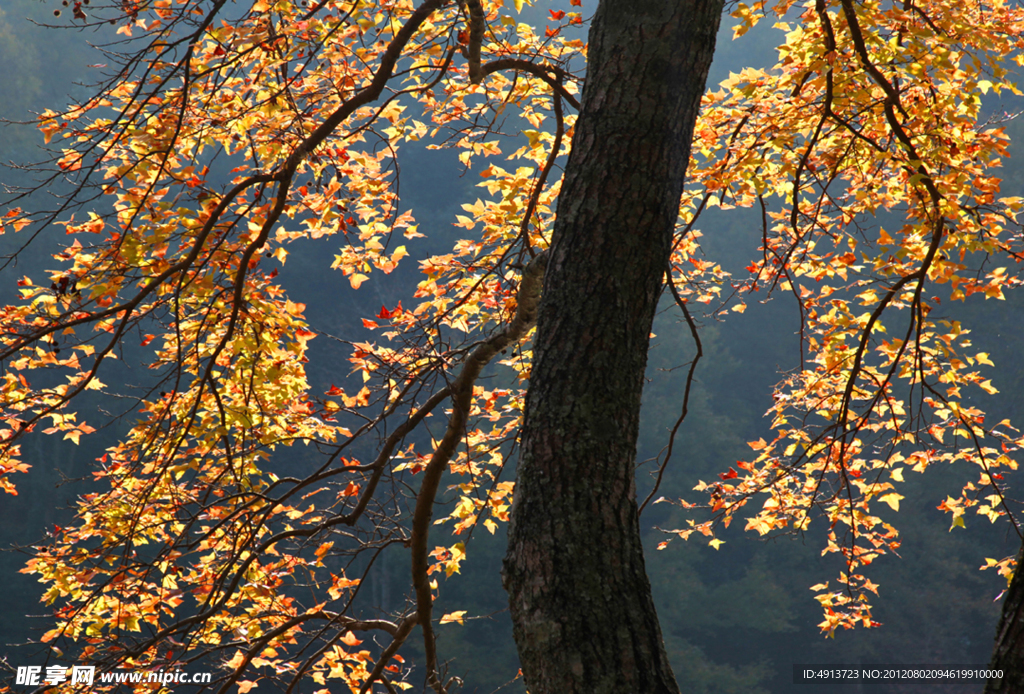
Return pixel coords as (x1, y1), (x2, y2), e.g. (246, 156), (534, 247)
(377, 301), (403, 319)
(549, 10), (566, 20)
(719, 467), (739, 480)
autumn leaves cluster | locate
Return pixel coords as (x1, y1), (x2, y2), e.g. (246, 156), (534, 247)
(1, 0), (1024, 689)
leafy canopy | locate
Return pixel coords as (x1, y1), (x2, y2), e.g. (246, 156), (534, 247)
(658, 0), (1024, 636)
(0, 0), (1023, 689)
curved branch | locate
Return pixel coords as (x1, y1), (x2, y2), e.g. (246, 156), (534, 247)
(358, 613), (420, 694)
(639, 270), (703, 515)
(480, 58), (581, 110)
(410, 250), (548, 693)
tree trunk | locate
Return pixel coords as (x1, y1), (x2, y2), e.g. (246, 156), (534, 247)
(986, 549), (1024, 693)
(502, 2), (722, 693)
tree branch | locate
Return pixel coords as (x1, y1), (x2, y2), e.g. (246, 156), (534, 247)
(410, 250), (548, 693)
(480, 58), (581, 110)
(465, 0), (485, 84)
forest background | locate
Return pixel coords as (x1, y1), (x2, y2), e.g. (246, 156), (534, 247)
(0, 0), (1022, 692)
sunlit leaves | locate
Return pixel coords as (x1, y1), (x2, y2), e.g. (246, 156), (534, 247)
(0, 0), (584, 688)
(6, 0), (1024, 683)
(658, 0), (1024, 635)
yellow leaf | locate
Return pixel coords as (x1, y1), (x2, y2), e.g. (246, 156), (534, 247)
(745, 517), (772, 536)
(878, 493), (903, 511)
(226, 651), (247, 669)
(440, 611), (467, 625)
(708, 538), (725, 550)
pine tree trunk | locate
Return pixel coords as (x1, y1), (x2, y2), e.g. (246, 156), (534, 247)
(986, 549), (1024, 693)
(502, 2), (722, 693)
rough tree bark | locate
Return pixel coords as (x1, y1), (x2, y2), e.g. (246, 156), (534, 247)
(987, 548), (1024, 693)
(502, 2), (723, 693)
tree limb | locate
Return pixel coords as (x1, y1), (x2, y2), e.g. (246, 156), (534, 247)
(410, 249), (548, 693)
